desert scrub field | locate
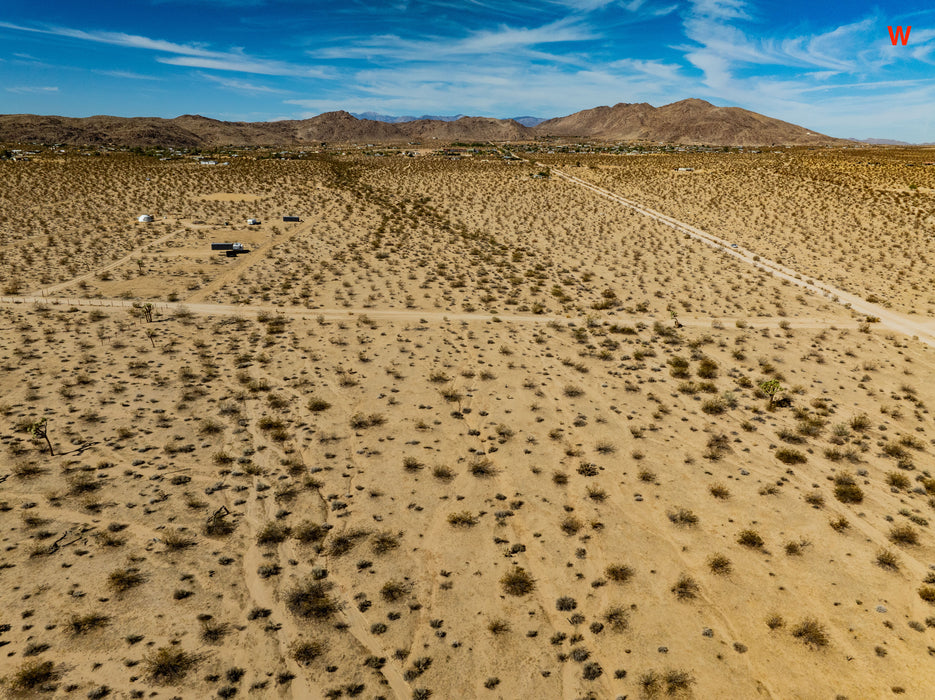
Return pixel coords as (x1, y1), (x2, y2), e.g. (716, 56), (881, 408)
(536, 148), (935, 316)
(4, 152), (847, 324)
(2, 296), (935, 697)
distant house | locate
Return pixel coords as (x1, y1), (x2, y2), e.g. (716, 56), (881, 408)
(247, 218), (260, 225)
(199, 160), (218, 166)
(138, 214), (153, 223)
(282, 216), (301, 222)
(675, 167), (694, 172)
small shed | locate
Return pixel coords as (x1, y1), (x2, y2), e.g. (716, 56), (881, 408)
(247, 218), (260, 225)
(283, 216), (301, 222)
(138, 214), (153, 223)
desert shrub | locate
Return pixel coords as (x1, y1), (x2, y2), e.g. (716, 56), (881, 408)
(737, 530), (764, 548)
(889, 525), (919, 546)
(709, 484), (730, 499)
(161, 529), (196, 551)
(791, 618), (829, 648)
(667, 508), (698, 527)
(833, 474), (863, 504)
(256, 521), (291, 545)
(697, 358), (719, 379)
(919, 586), (935, 604)
(8, 660), (60, 692)
(850, 413), (871, 431)
(371, 531), (400, 555)
(286, 580), (341, 619)
(432, 465), (454, 481)
(556, 596), (577, 611)
(775, 448), (806, 464)
(708, 554), (732, 575)
(887, 472), (911, 490)
(291, 640), (326, 665)
(701, 397), (726, 415)
(875, 549), (900, 570)
(293, 520), (327, 543)
(487, 619), (510, 635)
(204, 513), (236, 537)
(500, 567), (536, 596)
(603, 605), (628, 632)
(605, 564), (634, 583)
(201, 620), (230, 644)
(560, 515), (583, 535)
(144, 646), (200, 684)
(582, 662), (603, 680)
(69, 613), (110, 635)
(671, 574), (699, 600)
(402, 456), (423, 472)
(307, 397), (331, 412)
(350, 413), (386, 429)
(468, 456), (497, 477)
(109, 568), (145, 593)
(804, 492), (825, 507)
(766, 614), (784, 630)
(380, 580), (409, 602)
(829, 516), (849, 532)
(447, 511), (477, 527)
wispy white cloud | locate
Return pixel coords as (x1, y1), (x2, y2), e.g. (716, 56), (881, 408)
(312, 18), (596, 62)
(5, 86), (58, 93)
(198, 72), (287, 93)
(94, 69), (162, 81)
(0, 20), (326, 77)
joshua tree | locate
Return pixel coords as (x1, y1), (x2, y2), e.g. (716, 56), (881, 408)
(142, 303), (154, 323)
(145, 328), (157, 348)
(670, 310), (682, 328)
(28, 418), (53, 455)
(760, 379), (783, 407)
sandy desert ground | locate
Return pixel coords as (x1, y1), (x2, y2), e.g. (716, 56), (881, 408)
(3, 148), (935, 699)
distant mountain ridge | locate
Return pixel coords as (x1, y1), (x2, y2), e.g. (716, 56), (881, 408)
(351, 112), (547, 127)
(0, 99), (847, 147)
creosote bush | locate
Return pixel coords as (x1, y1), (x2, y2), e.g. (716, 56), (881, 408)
(791, 618), (829, 649)
(737, 529), (764, 549)
(605, 564), (634, 583)
(144, 646), (201, 684)
(286, 580), (342, 619)
(500, 567), (536, 596)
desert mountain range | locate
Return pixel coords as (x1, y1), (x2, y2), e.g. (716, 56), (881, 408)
(0, 99), (848, 147)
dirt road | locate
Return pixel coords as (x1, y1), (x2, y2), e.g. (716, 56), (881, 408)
(547, 166), (935, 347)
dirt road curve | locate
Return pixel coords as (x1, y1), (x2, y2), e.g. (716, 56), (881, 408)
(548, 166), (935, 348)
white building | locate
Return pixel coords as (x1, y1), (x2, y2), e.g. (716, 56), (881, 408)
(138, 214), (153, 223)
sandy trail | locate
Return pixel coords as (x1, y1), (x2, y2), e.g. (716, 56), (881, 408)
(0, 293), (866, 331)
(25, 226), (183, 297)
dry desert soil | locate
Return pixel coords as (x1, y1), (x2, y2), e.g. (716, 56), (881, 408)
(2, 146), (935, 699)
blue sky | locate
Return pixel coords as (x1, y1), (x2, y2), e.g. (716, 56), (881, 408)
(1, 0), (933, 141)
